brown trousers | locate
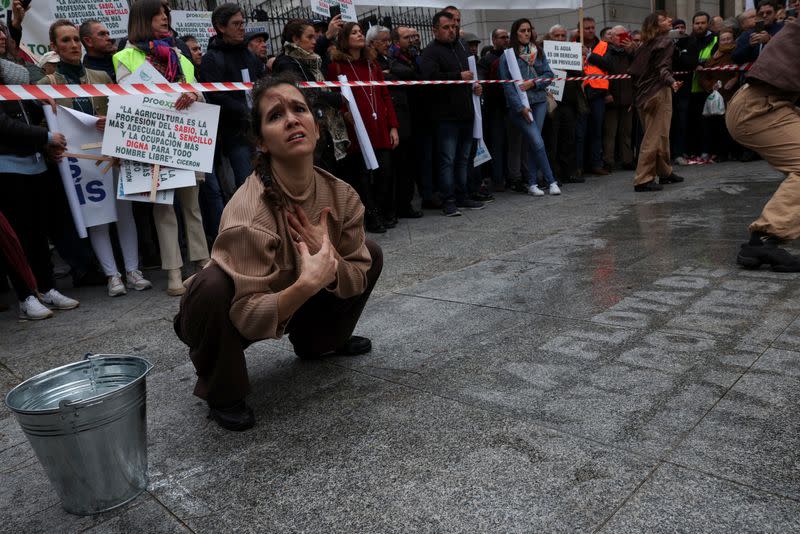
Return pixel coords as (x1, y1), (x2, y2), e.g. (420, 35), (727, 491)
(726, 83), (800, 240)
(603, 106), (634, 167)
(173, 240), (383, 405)
(634, 86), (673, 185)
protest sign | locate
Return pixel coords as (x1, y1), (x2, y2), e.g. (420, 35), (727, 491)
(543, 41), (583, 71)
(117, 176), (175, 205)
(473, 138), (491, 167)
(171, 10), (216, 52)
(21, 0), (129, 58)
(47, 106), (117, 232)
(120, 160), (196, 194)
(310, 0), (357, 22)
(468, 55), (482, 140)
(546, 69), (567, 102)
(102, 94), (220, 173)
(310, 0), (332, 19)
(337, 74), (379, 170)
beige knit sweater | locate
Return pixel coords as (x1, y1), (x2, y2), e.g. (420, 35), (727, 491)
(208, 167), (371, 341)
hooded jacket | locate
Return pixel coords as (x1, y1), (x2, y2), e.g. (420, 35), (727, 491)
(199, 35), (266, 138)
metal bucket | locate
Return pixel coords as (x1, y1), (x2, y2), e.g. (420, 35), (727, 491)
(5, 354), (154, 515)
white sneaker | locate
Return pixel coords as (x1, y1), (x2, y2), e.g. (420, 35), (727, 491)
(528, 185), (545, 197)
(108, 273), (127, 297)
(549, 183), (561, 195)
(126, 270), (152, 291)
(19, 296), (53, 320)
(40, 289), (79, 310)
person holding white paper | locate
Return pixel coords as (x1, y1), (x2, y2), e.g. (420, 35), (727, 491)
(114, 0), (209, 296)
(39, 20), (152, 298)
(498, 18), (561, 197)
(328, 22), (399, 233)
(0, 61), (80, 318)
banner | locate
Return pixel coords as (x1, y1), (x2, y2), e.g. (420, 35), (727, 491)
(543, 41), (583, 71)
(473, 138), (491, 167)
(118, 176), (174, 204)
(546, 69), (567, 102)
(48, 106), (117, 230)
(170, 10), (216, 52)
(102, 94), (220, 173)
(120, 160), (196, 194)
(21, 0), (129, 58)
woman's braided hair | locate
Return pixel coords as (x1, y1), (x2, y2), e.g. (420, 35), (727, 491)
(249, 74), (319, 209)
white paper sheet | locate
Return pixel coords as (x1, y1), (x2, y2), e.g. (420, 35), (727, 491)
(338, 74), (379, 170)
(503, 48), (530, 109)
(468, 55), (482, 140)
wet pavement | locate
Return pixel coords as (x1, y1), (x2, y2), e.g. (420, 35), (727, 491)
(2, 160), (799, 532)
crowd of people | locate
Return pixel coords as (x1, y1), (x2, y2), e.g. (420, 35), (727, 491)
(0, 0), (796, 321)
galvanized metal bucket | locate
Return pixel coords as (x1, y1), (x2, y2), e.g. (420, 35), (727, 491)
(5, 354), (154, 515)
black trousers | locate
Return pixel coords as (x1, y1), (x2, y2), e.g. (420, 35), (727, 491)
(392, 138), (416, 212)
(546, 104), (578, 181)
(174, 240), (383, 405)
(0, 172), (55, 292)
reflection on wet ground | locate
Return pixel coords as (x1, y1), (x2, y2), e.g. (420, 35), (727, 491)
(2, 162), (799, 532)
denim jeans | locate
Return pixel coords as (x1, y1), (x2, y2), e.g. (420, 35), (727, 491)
(437, 120), (473, 204)
(221, 138), (254, 189)
(199, 172), (225, 240)
(509, 103), (556, 186)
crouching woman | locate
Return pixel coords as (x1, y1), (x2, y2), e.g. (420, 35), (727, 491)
(174, 77), (383, 431)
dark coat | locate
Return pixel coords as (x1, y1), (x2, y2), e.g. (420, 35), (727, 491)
(733, 22), (784, 65)
(746, 19), (798, 93)
(199, 36), (266, 138)
(419, 39), (474, 122)
(478, 48), (506, 112)
(629, 35), (677, 106)
(589, 44), (634, 108)
(0, 101), (48, 157)
(271, 53), (342, 110)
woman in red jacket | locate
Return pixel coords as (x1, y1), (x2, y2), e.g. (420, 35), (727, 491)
(327, 22), (399, 233)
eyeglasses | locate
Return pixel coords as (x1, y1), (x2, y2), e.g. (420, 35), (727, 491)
(229, 21), (246, 28)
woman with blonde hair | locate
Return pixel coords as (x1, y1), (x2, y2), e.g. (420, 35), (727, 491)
(114, 0), (209, 295)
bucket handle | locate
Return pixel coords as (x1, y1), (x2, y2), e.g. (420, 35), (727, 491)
(57, 354), (155, 411)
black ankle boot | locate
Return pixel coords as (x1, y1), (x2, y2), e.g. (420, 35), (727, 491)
(365, 212), (386, 233)
(737, 233), (800, 272)
(208, 400), (255, 431)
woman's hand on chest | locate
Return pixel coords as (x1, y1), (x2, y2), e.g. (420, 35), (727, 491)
(286, 205), (333, 255)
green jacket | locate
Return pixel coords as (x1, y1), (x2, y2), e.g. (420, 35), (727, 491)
(112, 46), (195, 83)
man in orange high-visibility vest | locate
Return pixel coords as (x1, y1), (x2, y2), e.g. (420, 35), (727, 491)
(583, 37), (611, 176)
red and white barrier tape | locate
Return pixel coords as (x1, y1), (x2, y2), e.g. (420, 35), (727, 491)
(0, 63), (751, 101)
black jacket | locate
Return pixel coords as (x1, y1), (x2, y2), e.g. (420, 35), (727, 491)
(83, 54), (117, 82)
(420, 39), (474, 122)
(477, 48), (505, 112)
(588, 45), (634, 107)
(199, 36), (266, 137)
(271, 53), (342, 111)
(0, 101), (48, 157)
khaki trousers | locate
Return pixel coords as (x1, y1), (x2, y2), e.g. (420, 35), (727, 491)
(154, 184), (209, 270)
(634, 87), (673, 186)
(726, 84), (800, 240)
(603, 106), (634, 167)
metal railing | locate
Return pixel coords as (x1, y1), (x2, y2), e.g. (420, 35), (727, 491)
(169, 0), (436, 54)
